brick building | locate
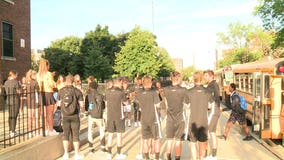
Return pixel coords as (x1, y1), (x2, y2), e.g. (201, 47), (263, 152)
(0, 0), (31, 82)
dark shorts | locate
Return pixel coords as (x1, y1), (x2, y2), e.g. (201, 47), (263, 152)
(188, 123), (208, 142)
(106, 119), (125, 133)
(142, 122), (161, 139)
(62, 115), (80, 141)
(228, 111), (246, 125)
(39, 92), (55, 106)
(166, 120), (185, 140)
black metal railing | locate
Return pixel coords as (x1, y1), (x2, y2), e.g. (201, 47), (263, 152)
(0, 85), (45, 150)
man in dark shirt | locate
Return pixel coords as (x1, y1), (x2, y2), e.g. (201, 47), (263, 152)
(220, 83), (252, 141)
(184, 71), (214, 160)
(58, 74), (84, 160)
(163, 71), (187, 160)
(204, 70), (221, 159)
(105, 77), (127, 160)
(136, 75), (162, 160)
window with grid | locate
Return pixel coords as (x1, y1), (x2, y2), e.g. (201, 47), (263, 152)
(2, 22), (14, 57)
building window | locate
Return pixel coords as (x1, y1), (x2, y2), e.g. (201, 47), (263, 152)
(2, 22), (14, 57)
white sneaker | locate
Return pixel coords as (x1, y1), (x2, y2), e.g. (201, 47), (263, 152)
(205, 156), (217, 160)
(134, 122), (138, 127)
(74, 153), (84, 160)
(106, 153), (112, 160)
(138, 121), (141, 126)
(136, 153), (143, 160)
(127, 121), (131, 127)
(62, 153), (69, 160)
(116, 153), (126, 160)
(48, 130), (59, 136)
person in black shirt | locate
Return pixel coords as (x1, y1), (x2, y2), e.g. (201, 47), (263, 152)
(105, 77), (127, 160)
(163, 71), (187, 160)
(136, 75), (162, 160)
(204, 70), (221, 159)
(184, 71), (214, 160)
(220, 83), (252, 141)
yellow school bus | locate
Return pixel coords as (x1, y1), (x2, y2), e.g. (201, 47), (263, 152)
(215, 58), (284, 142)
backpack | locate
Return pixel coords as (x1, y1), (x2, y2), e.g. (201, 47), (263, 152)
(53, 107), (63, 132)
(88, 92), (105, 118)
(60, 86), (77, 116)
(233, 92), (247, 114)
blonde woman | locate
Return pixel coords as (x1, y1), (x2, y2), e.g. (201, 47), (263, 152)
(37, 59), (57, 136)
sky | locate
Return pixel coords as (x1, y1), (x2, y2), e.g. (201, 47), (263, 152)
(31, 0), (262, 70)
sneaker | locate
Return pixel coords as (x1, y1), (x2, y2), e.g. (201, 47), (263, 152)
(116, 153), (127, 160)
(89, 148), (95, 154)
(106, 153), (112, 160)
(205, 156), (217, 160)
(48, 130), (59, 136)
(127, 121), (131, 127)
(219, 135), (227, 140)
(136, 153), (143, 160)
(138, 121), (141, 127)
(9, 131), (19, 138)
(134, 122), (138, 127)
(74, 153), (84, 160)
(62, 153), (69, 160)
(243, 135), (253, 141)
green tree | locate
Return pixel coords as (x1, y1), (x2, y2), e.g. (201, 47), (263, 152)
(255, 0), (284, 48)
(157, 47), (175, 78)
(181, 66), (195, 81)
(81, 25), (120, 80)
(43, 36), (84, 77)
(113, 26), (160, 79)
(216, 22), (274, 67)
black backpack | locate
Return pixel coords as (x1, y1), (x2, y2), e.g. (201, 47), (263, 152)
(88, 92), (105, 118)
(60, 86), (77, 116)
(53, 107), (63, 132)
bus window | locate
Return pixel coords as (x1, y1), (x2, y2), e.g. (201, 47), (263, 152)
(235, 74), (240, 89)
(255, 76), (261, 97)
(264, 75), (270, 98)
(245, 74), (249, 92)
(249, 74), (253, 93)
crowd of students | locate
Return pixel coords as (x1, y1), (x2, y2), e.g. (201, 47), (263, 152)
(1, 58), (252, 160)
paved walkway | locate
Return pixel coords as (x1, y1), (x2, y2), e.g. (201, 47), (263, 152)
(57, 111), (282, 160)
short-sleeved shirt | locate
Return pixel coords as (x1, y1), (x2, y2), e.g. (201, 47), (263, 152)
(163, 85), (187, 122)
(4, 79), (20, 105)
(58, 85), (83, 116)
(136, 88), (161, 124)
(206, 80), (220, 107)
(26, 79), (40, 108)
(105, 87), (126, 121)
(185, 85), (213, 126)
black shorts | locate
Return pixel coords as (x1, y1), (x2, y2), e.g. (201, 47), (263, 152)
(166, 120), (185, 140)
(228, 111), (246, 125)
(142, 122), (162, 139)
(188, 123), (208, 142)
(106, 119), (125, 133)
(62, 115), (80, 141)
(39, 92), (55, 106)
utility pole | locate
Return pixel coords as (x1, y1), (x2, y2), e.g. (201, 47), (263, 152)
(152, 0), (154, 33)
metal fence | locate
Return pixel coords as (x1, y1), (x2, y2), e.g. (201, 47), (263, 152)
(0, 85), (45, 150)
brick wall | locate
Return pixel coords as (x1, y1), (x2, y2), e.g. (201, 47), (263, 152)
(0, 0), (31, 82)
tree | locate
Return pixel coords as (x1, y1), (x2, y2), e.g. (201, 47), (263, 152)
(81, 25), (120, 80)
(181, 66), (195, 81)
(113, 26), (160, 79)
(156, 47), (175, 78)
(255, 0), (284, 48)
(216, 22), (274, 67)
(43, 36), (84, 77)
